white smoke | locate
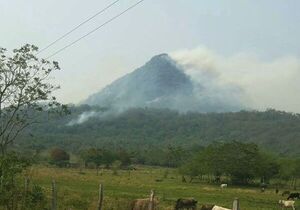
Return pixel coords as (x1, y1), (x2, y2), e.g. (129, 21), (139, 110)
(170, 47), (300, 113)
(67, 111), (97, 126)
(67, 108), (119, 126)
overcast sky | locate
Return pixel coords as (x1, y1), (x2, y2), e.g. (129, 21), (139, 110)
(0, 0), (300, 111)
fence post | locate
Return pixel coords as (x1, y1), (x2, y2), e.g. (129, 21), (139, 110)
(232, 197), (240, 210)
(148, 189), (155, 210)
(97, 184), (103, 210)
(22, 177), (29, 209)
(51, 179), (57, 210)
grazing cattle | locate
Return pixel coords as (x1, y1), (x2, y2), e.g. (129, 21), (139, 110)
(200, 204), (215, 210)
(287, 192), (300, 200)
(282, 191), (290, 196)
(174, 198), (197, 210)
(130, 198), (158, 210)
(212, 205), (231, 210)
(279, 200), (296, 210)
(220, 184), (228, 188)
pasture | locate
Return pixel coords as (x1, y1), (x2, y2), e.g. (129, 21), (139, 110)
(28, 166), (296, 210)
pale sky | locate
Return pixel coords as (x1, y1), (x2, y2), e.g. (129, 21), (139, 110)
(1, 0), (300, 111)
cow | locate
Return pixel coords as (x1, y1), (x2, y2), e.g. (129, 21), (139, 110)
(282, 191), (290, 197)
(279, 200), (296, 210)
(199, 205), (231, 210)
(220, 184), (228, 189)
(130, 198), (158, 210)
(287, 192), (300, 200)
(212, 206), (231, 210)
(174, 198), (197, 210)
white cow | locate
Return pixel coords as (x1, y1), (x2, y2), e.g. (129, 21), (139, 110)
(212, 205), (231, 210)
(279, 200), (296, 210)
(220, 184), (228, 188)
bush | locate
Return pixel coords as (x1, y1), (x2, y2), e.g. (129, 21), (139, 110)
(0, 153), (47, 209)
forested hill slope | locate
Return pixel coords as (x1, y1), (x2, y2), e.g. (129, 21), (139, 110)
(83, 54), (244, 112)
(19, 107), (300, 156)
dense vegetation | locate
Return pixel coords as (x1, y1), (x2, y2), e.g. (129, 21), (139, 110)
(17, 106), (300, 156)
(179, 142), (300, 186)
(47, 142), (300, 187)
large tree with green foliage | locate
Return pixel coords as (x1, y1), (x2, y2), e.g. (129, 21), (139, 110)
(81, 148), (116, 174)
(0, 44), (66, 154)
(179, 142), (280, 185)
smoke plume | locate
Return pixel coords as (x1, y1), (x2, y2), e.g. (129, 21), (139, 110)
(170, 47), (300, 113)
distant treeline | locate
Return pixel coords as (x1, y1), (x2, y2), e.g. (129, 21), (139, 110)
(17, 106), (300, 156)
(39, 141), (300, 186)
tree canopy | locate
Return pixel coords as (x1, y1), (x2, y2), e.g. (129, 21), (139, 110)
(0, 44), (67, 154)
(179, 142), (281, 185)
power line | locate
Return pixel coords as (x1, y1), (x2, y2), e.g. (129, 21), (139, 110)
(36, 0), (121, 55)
(46, 0), (145, 59)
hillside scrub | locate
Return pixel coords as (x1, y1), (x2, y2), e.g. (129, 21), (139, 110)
(17, 107), (300, 156)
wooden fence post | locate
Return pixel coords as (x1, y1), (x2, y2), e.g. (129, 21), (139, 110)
(51, 179), (57, 210)
(232, 197), (240, 210)
(148, 189), (155, 210)
(22, 177), (29, 209)
(97, 184), (103, 210)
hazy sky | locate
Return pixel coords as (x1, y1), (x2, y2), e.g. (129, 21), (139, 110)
(1, 0), (300, 111)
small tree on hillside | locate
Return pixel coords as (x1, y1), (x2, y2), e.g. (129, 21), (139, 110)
(0, 44), (67, 155)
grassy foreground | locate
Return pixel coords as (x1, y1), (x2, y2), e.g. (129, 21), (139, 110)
(28, 165), (296, 210)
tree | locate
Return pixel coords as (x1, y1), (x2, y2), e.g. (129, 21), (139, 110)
(0, 44), (67, 154)
(278, 158), (300, 189)
(290, 158), (300, 190)
(50, 148), (70, 167)
(165, 145), (186, 167)
(180, 142), (272, 185)
(80, 148), (115, 174)
(117, 150), (132, 168)
(179, 159), (204, 183)
(220, 142), (262, 184)
(257, 153), (280, 184)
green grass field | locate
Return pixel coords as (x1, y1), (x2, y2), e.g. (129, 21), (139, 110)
(29, 165), (297, 210)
